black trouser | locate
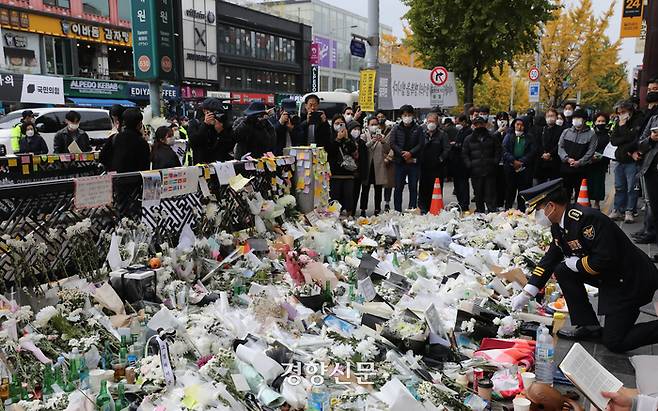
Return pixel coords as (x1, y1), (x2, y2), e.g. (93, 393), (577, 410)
(418, 168), (443, 213)
(495, 165), (506, 208)
(645, 170), (658, 241)
(453, 176), (470, 211)
(330, 177), (355, 215)
(563, 172), (584, 202)
(360, 184), (382, 212)
(352, 179), (361, 215)
(505, 168), (532, 212)
(471, 175), (496, 213)
(555, 264), (658, 353)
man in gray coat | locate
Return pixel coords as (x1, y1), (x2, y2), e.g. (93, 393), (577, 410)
(558, 109), (597, 201)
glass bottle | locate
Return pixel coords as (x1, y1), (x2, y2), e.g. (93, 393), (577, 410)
(115, 382), (129, 410)
(42, 366), (54, 400)
(66, 357), (79, 391)
(102, 341), (113, 370)
(119, 335), (128, 365)
(78, 358), (90, 391)
(95, 380), (112, 411)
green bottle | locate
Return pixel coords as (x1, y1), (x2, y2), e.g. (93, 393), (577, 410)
(42, 366), (54, 400)
(115, 382), (129, 410)
(392, 252), (400, 267)
(102, 341), (113, 370)
(323, 280), (332, 303)
(65, 358), (79, 392)
(9, 376), (21, 402)
(119, 335), (128, 365)
(95, 380), (112, 411)
(79, 358), (90, 390)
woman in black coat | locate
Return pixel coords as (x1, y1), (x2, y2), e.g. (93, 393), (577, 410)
(18, 122), (48, 154)
(326, 114), (358, 216)
(588, 112), (611, 209)
(111, 108), (150, 173)
(151, 126), (181, 170)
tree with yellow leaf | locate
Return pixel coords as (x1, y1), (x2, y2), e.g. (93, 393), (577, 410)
(473, 63), (530, 113)
(523, 0), (629, 111)
(379, 28), (423, 68)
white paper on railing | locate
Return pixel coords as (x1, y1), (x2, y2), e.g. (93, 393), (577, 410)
(213, 161), (236, 185)
(160, 167), (198, 199)
(140, 170), (162, 207)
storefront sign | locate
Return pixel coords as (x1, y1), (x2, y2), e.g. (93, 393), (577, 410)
(132, 0), (176, 81)
(64, 78), (178, 100)
(231, 92), (274, 105)
(181, 86), (207, 99)
(313, 36), (336, 69)
(181, 0), (217, 81)
(156, 0), (177, 81)
(377, 63), (458, 110)
(0, 72), (64, 104)
(311, 65), (318, 92)
(309, 43), (320, 65)
(0, 8), (131, 46)
(207, 91), (231, 99)
(620, 0), (643, 38)
(1, 30), (40, 74)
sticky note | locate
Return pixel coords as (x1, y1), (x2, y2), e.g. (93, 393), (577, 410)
(22, 164), (30, 174)
(8, 158), (17, 167)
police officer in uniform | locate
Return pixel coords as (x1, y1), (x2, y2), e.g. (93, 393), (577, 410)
(512, 178), (658, 352)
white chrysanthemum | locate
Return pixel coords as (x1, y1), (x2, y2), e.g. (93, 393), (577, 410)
(34, 306), (58, 328)
(355, 337), (379, 361)
(332, 343), (355, 361)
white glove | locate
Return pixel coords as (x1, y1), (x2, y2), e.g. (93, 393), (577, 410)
(511, 284), (539, 311)
(564, 256), (579, 272)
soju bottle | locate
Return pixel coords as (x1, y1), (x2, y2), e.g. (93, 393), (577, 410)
(95, 380), (113, 411)
(392, 252), (400, 267)
(102, 341), (113, 370)
(115, 382), (129, 410)
(42, 366), (54, 400)
(119, 336), (128, 365)
(78, 358), (90, 391)
(65, 357), (79, 392)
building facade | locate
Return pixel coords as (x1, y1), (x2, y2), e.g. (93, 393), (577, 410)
(250, 0), (393, 92)
(177, 0), (312, 109)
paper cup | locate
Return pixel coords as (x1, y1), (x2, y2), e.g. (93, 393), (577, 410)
(521, 372), (536, 390)
(513, 397), (531, 411)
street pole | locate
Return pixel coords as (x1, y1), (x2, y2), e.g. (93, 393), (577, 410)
(149, 81), (161, 118)
(366, 0), (379, 70)
(510, 71), (516, 112)
(534, 26), (543, 112)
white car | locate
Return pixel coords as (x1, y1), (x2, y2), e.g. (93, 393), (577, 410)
(0, 108), (112, 155)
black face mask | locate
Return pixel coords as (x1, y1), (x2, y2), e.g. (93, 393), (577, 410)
(647, 91), (658, 104)
(595, 124), (608, 133)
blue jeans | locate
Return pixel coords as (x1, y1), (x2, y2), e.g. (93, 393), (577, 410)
(613, 162), (639, 212)
(394, 163), (419, 212)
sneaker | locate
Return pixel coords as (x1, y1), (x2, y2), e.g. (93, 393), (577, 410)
(624, 211), (635, 223)
(384, 203), (391, 212)
(608, 209), (622, 220)
(360, 210), (367, 218)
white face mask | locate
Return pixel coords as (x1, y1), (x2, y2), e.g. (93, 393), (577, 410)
(619, 113), (630, 122)
(173, 131), (180, 139)
(563, 109), (573, 117)
(572, 118), (584, 128)
(68, 123), (79, 131)
(556, 119), (564, 126)
(26, 130), (34, 137)
(546, 116), (556, 125)
(334, 123), (345, 132)
(344, 114), (353, 123)
(535, 208), (552, 227)
(426, 122), (437, 131)
(497, 120), (508, 128)
(369, 125), (380, 134)
(455, 124), (463, 130)
(402, 116), (413, 125)
(515, 130), (524, 137)
(350, 129), (361, 138)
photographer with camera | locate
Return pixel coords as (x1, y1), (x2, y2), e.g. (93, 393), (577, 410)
(275, 110), (296, 155)
(290, 94), (330, 147)
(233, 101), (277, 159)
(189, 98), (235, 163)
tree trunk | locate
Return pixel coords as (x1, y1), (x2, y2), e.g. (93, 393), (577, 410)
(463, 71), (475, 106)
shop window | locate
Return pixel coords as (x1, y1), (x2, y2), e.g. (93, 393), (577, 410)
(79, 111), (112, 132)
(118, 0), (131, 21)
(334, 77), (344, 90)
(83, 0), (109, 17)
(44, 0), (70, 8)
(35, 113), (64, 134)
(320, 76), (329, 92)
(218, 24), (297, 65)
(44, 36), (72, 76)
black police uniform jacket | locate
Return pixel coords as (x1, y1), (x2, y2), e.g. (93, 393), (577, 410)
(529, 203), (658, 315)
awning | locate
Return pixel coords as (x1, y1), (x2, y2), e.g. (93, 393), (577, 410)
(68, 97), (137, 108)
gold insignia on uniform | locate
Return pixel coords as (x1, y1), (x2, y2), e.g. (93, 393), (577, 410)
(582, 225), (595, 240)
(567, 209), (582, 221)
(567, 240), (582, 251)
(532, 267), (545, 276)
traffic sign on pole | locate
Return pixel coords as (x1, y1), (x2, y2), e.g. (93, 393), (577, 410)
(528, 66), (540, 81)
(430, 66), (448, 86)
(350, 39), (366, 58)
(529, 81), (540, 103)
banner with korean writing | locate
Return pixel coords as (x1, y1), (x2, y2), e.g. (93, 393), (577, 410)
(377, 64), (458, 110)
(0, 72), (64, 104)
(620, 0), (643, 38)
(358, 69), (376, 112)
(131, 0), (159, 80)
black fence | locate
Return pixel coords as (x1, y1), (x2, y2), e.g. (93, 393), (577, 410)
(0, 152), (102, 185)
(0, 157), (295, 289)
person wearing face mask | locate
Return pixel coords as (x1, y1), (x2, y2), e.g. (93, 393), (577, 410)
(53, 110), (91, 153)
(535, 108), (564, 184)
(357, 117), (392, 216)
(151, 126), (181, 170)
(17, 122), (48, 154)
(587, 113), (611, 210)
(562, 102), (576, 128)
(233, 101), (277, 159)
(417, 112), (450, 214)
(558, 109), (598, 202)
(556, 112), (566, 127)
(513, 179), (658, 352)
(493, 112), (511, 210)
(189, 98), (235, 163)
(99, 104), (126, 171)
(447, 114), (471, 211)
(390, 105), (424, 212)
(342, 106), (363, 127)
(609, 100), (645, 222)
(501, 117), (535, 211)
(111, 108), (150, 173)
(326, 115), (358, 216)
(462, 116), (501, 213)
(639, 126), (658, 262)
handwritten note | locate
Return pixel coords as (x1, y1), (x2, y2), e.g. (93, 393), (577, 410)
(161, 167), (199, 199)
(213, 161), (237, 185)
(74, 174), (113, 209)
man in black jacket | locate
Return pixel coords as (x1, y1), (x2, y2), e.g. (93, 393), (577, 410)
(639, 126), (658, 261)
(448, 114), (471, 211)
(610, 100), (645, 223)
(390, 104), (424, 212)
(418, 112), (450, 213)
(53, 110), (91, 153)
(535, 108), (564, 184)
(462, 116), (501, 213)
(502, 117), (535, 212)
(189, 98), (234, 163)
(290, 94), (330, 147)
(233, 101), (276, 159)
(111, 108), (150, 173)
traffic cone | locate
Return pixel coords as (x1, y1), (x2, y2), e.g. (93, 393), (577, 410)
(429, 178), (444, 215)
(577, 178), (590, 207)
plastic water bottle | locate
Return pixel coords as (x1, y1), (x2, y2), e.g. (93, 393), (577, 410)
(534, 324), (554, 385)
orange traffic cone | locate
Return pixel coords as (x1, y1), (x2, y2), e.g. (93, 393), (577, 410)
(577, 178), (590, 207)
(429, 178), (444, 215)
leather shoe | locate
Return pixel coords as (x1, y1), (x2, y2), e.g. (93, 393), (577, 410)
(652, 255), (658, 263)
(635, 235), (656, 244)
(557, 325), (602, 341)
